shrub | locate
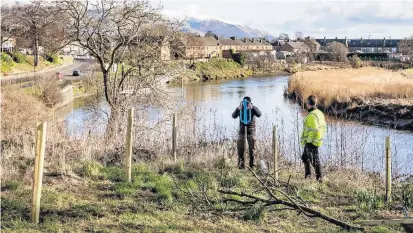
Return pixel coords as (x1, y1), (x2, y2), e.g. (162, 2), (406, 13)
(80, 161), (103, 178)
(231, 51), (246, 66)
(45, 53), (60, 64)
(1, 87), (49, 142)
(1, 52), (14, 73)
(39, 78), (63, 107)
(11, 52), (26, 63)
(350, 55), (362, 68)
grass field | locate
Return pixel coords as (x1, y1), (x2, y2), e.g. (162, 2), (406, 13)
(288, 67), (413, 107)
(1, 160), (410, 233)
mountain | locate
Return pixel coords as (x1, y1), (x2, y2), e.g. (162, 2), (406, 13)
(183, 17), (274, 40)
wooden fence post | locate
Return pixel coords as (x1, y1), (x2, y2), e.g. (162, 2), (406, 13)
(273, 125), (278, 179)
(385, 136), (392, 203)
(32, 122), (47, 224)
(172, 113), (177, 163)
(125, 108), (134, 182)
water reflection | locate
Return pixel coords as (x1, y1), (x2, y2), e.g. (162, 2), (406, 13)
(56, 75), (413, 175)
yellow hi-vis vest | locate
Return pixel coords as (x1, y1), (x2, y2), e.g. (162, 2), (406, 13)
(300, 109), (326, 147)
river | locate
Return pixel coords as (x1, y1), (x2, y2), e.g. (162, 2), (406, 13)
(56, 75), (413, 176)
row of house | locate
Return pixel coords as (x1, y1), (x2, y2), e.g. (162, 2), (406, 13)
(273, 37), (403, 54)
(315, 37), (401, 54)
(180, 35), (273, 60)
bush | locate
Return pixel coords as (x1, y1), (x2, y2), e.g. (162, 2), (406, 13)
(80, 161), (103, 178)
(40, 78), (63, 107)
(1, 52), (14, 73)
(231, 51), (246, 66)
(350, 55), (362, 68)
(45, 53), (60, 64)
(11, 52), (26, 63)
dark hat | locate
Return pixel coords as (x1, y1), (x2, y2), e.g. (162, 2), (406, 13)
(243, 96), (251, 102)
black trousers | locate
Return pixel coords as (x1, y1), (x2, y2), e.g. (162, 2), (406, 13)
(237, 133), (256, 169)
(301, 143), (322, 181)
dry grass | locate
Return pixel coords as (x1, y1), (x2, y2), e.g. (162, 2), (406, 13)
(1, 87), (51, 140)
(1, 87), (411, 233)
(288, 67), (413, 107)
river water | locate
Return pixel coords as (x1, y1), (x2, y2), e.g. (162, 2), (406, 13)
(57, 75), (413, 176)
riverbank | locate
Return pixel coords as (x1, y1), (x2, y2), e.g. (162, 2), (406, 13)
(172, 59), (253, 84)
(2, 156), (411, 233)
(2, 79), (412, 232)
(286, 67), (413, 131)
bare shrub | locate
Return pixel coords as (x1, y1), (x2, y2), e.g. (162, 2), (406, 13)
(350, 55), (362, 69)
(1, 87), (50, 142)
(325, 41), (349, 63)
(40, 78), (63, 107)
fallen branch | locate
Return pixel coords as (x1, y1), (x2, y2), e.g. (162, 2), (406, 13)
(218, 168), (364, 231)
(219, 189), (363, 231)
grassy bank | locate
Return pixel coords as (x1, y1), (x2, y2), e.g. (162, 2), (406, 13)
(174, 59), (252, 84)
(1, 54), (74, 75)
(2, 77), (412, 233)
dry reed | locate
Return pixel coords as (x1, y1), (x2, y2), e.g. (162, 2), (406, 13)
(288, 67), (413, 107)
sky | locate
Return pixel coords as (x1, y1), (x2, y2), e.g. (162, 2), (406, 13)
(152, 0), (413, 39)
(3, 0), (413, 39)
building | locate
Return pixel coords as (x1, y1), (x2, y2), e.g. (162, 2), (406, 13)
(303, 37), (321, 52)
(61, 42), (89, 56)
(1, 31), (16, 52)
(316, 38), (401, 54)
(181, 35), (273, 60)
(279, 42), (310, 53)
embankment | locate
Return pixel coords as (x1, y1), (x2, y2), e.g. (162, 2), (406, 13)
(286, 67), (413, 130)
(173, 59), (253, 84)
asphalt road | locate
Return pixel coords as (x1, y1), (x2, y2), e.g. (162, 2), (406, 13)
(1, 58), (96, 85)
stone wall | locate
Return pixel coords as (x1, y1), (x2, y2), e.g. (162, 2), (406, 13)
(56, 84), (74, 109)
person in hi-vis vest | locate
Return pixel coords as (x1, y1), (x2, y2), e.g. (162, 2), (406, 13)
(300, 95), (326, 182)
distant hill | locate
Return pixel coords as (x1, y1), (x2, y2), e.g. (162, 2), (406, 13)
(183, 17), (274, 40)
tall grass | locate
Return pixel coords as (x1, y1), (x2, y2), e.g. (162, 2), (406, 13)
(288, 67), (413, 107)
(2, 87), (412, 186)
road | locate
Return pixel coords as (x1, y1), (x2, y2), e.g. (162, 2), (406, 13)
(1, 58), (95, 85)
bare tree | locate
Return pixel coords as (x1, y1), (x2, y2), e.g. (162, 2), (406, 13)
(398, 36), (413, 65)
(205, 31), (217, 38)
(1, 4), (13, 52)
(295, 31), (304, 41)
(278, 33), (289, 41)
(9, 1), (66, 66)
(325, 41), (349, 63)
(59, 0), (184, 141)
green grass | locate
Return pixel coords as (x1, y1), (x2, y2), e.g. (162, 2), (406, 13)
(1, 161), (409, 233)
(173, 59), (253, 84)
(1, 55), (74, 75)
